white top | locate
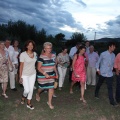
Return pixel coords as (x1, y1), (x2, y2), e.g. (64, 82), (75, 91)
(20, 51), (37, 76)
(5, 45), (18, 64)
(69, 46), (77, 60)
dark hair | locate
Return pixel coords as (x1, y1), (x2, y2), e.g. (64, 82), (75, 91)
(107, 41), (116, 49)
(24, 40), (36, 52)
(4, 37), (11, 42)
(76, 46), (86, 58)
(76, 42), (81, 46)
(12, 40), (19, 47)
(62, 46), (67, 51)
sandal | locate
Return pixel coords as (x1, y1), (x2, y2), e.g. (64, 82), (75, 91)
(80, 98), (87, 104)
(47, 102), (54, 109)
(21, 96), (26, 104)
(70, 89), (73, 94)
(2, 94), (8, 98)
(36, 93), (40, 102)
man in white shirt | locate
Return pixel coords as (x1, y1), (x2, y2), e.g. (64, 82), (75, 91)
(85, 41), (90, 54)
(5, 38), (18, 91)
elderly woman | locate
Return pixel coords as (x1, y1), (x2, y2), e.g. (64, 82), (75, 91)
(12, 40), (21, 82)
(0, 41), (13, 98)
(36, 42), (58, 109)
(19, 40), (37, 110)
(57, 46), (70, 90)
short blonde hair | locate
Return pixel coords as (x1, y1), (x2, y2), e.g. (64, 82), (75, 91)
(43, 42), (52, 48)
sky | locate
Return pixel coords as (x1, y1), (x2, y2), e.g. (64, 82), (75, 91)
(0, 0), (120, 40)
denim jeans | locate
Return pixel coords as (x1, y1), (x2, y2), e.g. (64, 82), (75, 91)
(95, 75), (115, 104)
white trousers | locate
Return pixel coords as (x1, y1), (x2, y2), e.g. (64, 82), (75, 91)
(22, 74), (36, 100)
(58, 66), (67, 87)
(87, 67), (96, 85)
(9, 64), (15, 89)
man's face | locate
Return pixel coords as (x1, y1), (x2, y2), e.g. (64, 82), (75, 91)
(5, 40), (11, 47)
(109, 45), (116, 52)
(86, 42), (89, 47)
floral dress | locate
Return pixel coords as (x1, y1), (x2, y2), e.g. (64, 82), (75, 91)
(72, 55), (86, 82)
(0, 51), (9, 83)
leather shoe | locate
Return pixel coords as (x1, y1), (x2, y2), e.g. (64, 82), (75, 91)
(11, 88), (17, 91)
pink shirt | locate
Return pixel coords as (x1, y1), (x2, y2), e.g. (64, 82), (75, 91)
(114, 53), (120, 70)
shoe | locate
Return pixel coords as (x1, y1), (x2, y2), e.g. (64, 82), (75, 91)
(53, 94), (57, 98)
(110, 102), (118, 107)
(47, 102), (54, 109)
(2, 94), (8, 98)
(59, 87), (62, 90)
(70, 89), (73, 94)
(95, 95), (99, 99)
(27, 104), (34, 110)
(11, 88), (17, 91)
(80, 98), (87, 104)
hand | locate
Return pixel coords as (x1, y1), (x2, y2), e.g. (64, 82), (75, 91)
(97, 70), (100, 75)
(74, 72), (80, 78)
(45, 73), (50, 78)
(116, 70), (119, 75)
(15, 64), (18, 69)
(19, 78), (23, 84)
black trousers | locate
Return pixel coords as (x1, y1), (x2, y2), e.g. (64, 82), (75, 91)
(95, 75), (115, 104)
(116, 74), (120, 103)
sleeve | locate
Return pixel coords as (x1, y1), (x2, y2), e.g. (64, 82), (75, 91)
(20, 53), (25, 62)
(12, 48), (18, 64)
(69, 48), (74, 60)
(37, 57), (44, 63)
(96, 53), (103, 71)
(114, 54), (120, 69)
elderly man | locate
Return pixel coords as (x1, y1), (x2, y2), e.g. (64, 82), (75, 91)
(5, 38), (18, 91)
(87, 45), (99, 86)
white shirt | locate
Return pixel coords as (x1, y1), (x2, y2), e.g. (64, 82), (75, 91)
(69, 46), (77, 60)
(5, 45), (18, 64)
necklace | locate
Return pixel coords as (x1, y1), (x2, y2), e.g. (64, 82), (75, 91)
(27, 52), (34, 58)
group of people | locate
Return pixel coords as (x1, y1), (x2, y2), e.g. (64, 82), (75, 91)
(0, 39), (120, 110)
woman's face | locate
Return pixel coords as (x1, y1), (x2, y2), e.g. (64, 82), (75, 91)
(62, 49), (67, 54)
(80, 48), (86, 55)
(44, 45), (52, 54)
(14, 41), (19, 47)
(27, 42), (33, 51)
(0, 42), (5, 50)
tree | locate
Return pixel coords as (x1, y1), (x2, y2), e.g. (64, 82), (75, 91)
(70, 32), (86, 42)
(55, 33), (65, 41)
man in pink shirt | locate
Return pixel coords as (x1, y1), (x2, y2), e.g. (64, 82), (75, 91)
(114, 53), (120, 103)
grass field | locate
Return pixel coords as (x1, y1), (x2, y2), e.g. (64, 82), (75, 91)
(0, 74), (120, 120)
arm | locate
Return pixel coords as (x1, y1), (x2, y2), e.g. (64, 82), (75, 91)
(19, 62), (24, 83)
(53, 65), (58, 79)
(37, 62), (50, 78)
(96, 53), (103, 75)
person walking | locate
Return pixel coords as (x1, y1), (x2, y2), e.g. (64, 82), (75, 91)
(36, 42), (58, 109)
(95, 42), (117, 106)
(19, 40), (37, 110)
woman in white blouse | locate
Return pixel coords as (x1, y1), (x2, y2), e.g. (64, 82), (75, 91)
(57, 46), (70, 90)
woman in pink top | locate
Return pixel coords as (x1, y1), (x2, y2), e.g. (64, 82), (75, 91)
(70, 46), (86, 103)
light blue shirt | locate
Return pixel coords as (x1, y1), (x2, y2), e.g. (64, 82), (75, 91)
(96, 50), (115, 77)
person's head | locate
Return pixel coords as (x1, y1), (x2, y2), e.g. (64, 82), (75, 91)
(62, 46), (68, 54)
(76, 46), (86, 55)
(0, 41), (5, 50)
(85, 41), (90, 47)
(107, 42), (116, 52)
(24, 40), (36, 52)
(43, 42), (52, 54)
(76, 42), (82, 49)
(13, 40), (19, 47)
(89, 45), (94, 53)
(5, 38), (11, 48)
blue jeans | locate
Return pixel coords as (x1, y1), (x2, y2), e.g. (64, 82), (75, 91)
(95, 75), (115, 104)
(116, 74), (120, 103)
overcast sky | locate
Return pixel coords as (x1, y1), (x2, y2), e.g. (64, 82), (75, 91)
(0, 0), (120, 40)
